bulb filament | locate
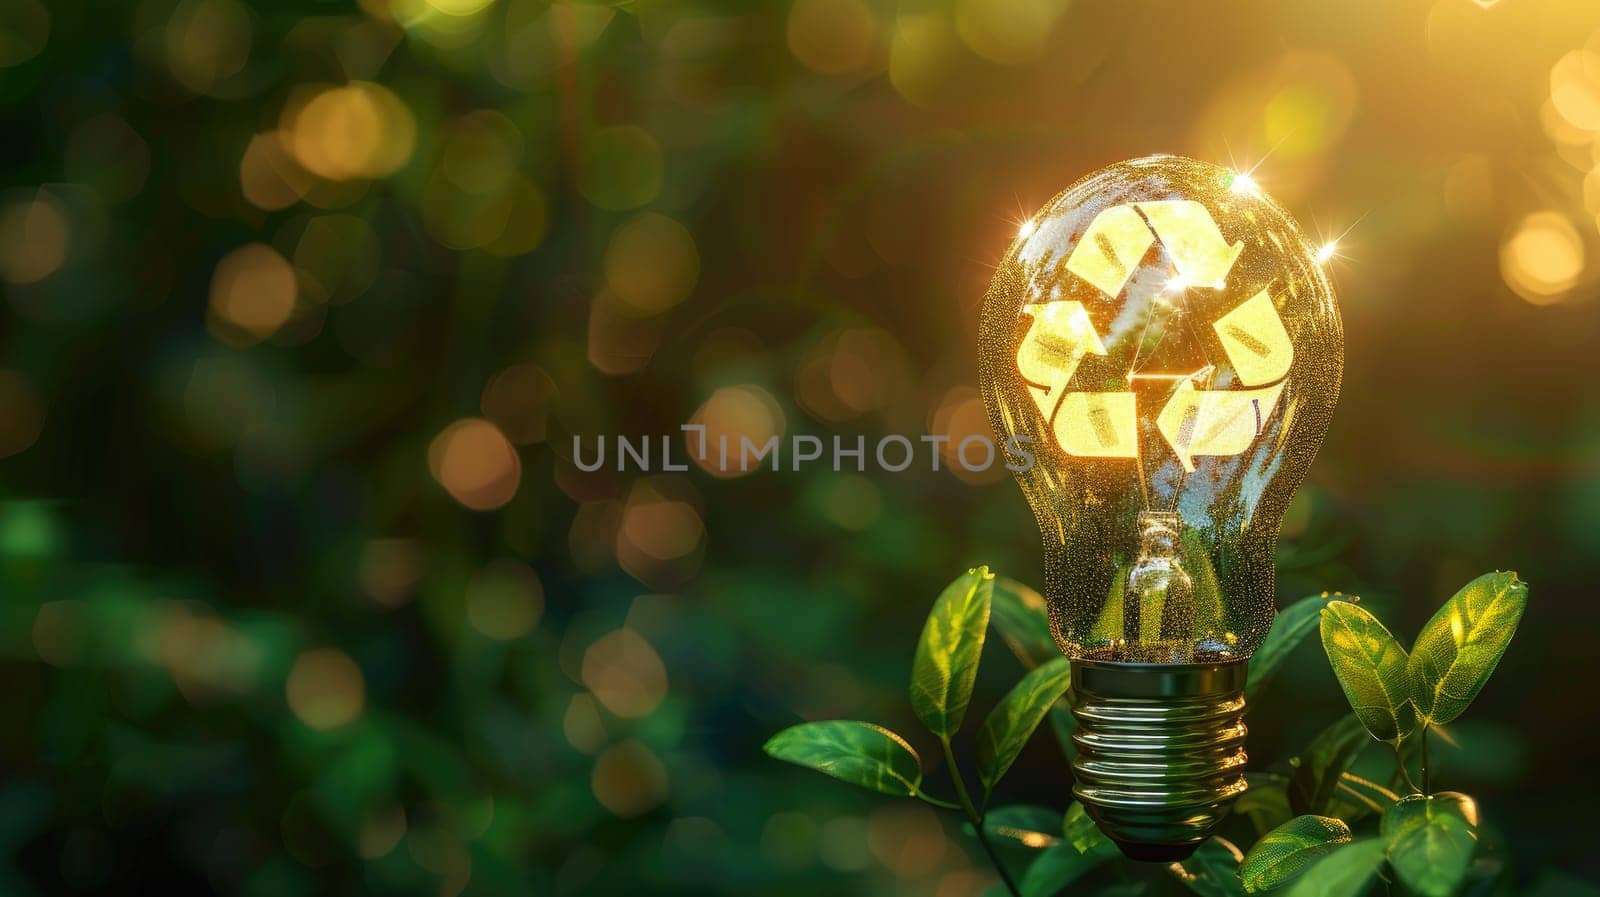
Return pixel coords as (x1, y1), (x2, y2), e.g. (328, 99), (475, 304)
(1121, 511), (1196, 663)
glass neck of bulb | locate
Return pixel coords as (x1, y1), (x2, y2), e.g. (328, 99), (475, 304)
(1123, 511), (1193, 663)
(1134, 511), (1182, 558)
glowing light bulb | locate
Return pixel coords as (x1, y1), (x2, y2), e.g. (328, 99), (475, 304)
(978, 155), (1343, 860)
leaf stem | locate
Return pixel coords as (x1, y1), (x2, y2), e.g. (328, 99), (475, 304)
(941, 735), (1021, 897)
(915, 790), (962, 811)
(1391, 744), (1420, 795)
(1419, 724), (1431, 796)
(1340, 771), (1400, 803)
(1333, 781), (1387, 815)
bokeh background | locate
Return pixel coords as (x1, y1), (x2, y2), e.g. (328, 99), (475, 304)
(3, 0), (1600, 893)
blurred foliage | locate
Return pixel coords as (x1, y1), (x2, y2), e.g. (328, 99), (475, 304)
(4, 0), (1600, 894)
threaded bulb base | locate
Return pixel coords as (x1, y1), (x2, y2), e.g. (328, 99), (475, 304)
(1067, 658), (1249, 862)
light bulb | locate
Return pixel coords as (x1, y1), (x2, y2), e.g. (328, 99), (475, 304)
(979, 156), (1343, 860)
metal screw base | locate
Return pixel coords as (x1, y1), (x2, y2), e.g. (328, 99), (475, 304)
(1067, 658), (1249, 862)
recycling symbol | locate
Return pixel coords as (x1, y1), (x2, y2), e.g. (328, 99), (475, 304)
(1016, 200), (1294, 472)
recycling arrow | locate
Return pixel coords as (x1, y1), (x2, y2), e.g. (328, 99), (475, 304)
(1016, 300), (1106, 425)
(1156, 378), (1286, 473)
(1015, 199), (1294, 468)
(1065, 200), (1243, 298)
(1210, 288), (1292, 387)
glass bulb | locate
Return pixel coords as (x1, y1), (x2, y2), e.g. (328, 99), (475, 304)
(979, 155), (1343, 859)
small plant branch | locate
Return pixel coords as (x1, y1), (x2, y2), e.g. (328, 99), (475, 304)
(1333, 781), (1388, 815)
(1336, 769), (1401, 815)
(915, 790), (962, 811)
(940, 735), (1021, 897)
(1419, 723), (1432, 796)
(1391, 743), (1421, 794)
(1340, 770), (1400, 803)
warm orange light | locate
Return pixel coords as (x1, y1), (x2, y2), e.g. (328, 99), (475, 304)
(786, 0), (876, 74)
(207, 243), (298, 345)
(0, 192), (69, 285)
(284, 82), (415, 182)
(604, 212), (701, 315)
(1500, 211), (1584, 305)
(582, 628), (669, 718)
(591, 741), (669, 818)
(428, 418), (522, 510)
(286, 647), (366, 730)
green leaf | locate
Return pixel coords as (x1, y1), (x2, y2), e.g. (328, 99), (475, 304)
(1408, 571), (1527, 726)
(1247, 594), (1335, 702)
(1062, 801), (1109, 854)
(1171, 837), (1246, 897)
(763, 721), (922, 797)
(974, 805), (1062, 849)
(977, 657), (1072, 796)
(1288, 714), (1369, 817)
(1319, 600), (1415, 745)
(1020, 842), (1111, 897)
(911, 566), (995, 737)
(1383, 793), (1479, 897)
(991, 577), (1059, 669)
(1240, 815), (1352, 892)
(1282, 839), (1386, 897)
